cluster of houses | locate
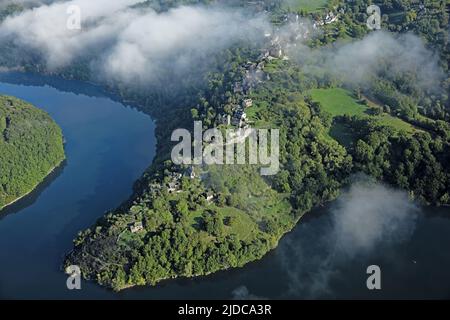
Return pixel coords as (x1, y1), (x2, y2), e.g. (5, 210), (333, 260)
(166, 166), (197, 193)
(221, 102), (250, 128)
(167, 171), (183, 193)
(217, 7), (344, 133)
(243, 60), (268, 91)
(145, 166), (199, 196)
(264, 33), (290, 60)
(220, 29), (296, 129)
(224, 98), (253, 128)
(164, 167), (216, 204)
(220, 60), (263, 129)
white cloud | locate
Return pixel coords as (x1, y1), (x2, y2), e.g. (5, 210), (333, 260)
(102, 6), (267, 84)
(289, 31), (443, 91)
(0, 0), (269, 85)
(332, 177), (418, 255)
(0, 0), (52, 9)
(0, 0), (142, 68)
(278, 175), (419, 298)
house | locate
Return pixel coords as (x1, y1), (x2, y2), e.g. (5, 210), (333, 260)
(204, 191), (215, 203)
(242, 99), (253, 108)
(130, 221), (144, 233)
(167, 181), (180, 193)
(324, 12), (338, 24)
(269, 45), (283, 59)
(185, 166), (196, 179)
(232, 109), (247, 128)
(168, 172), (182, 180)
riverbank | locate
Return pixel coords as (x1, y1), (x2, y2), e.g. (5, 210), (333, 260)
(0, 158), (65, 213)
(0, 76), (157, 298)
(0, 95), (66, 213)
(112, 207), (311, 291)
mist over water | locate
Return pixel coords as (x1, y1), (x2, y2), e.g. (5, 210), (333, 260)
(277, 176), (420, 298)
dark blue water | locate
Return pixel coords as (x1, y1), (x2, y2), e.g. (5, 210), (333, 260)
(0, 73), (449, 299)
(0, 73), (157, 299)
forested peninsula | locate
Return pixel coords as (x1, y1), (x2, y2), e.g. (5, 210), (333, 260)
(64, 0), (450, 290)
(0, 95), (65, 211)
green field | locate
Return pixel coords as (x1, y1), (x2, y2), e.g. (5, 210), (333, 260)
(283, 0), (329, 12)
(309, 88), (420, 135)
(309, 88), (367, 117)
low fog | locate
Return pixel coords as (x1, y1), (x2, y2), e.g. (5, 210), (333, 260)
(278, 175), (419, 298)
(232, 286), (267, 300)
(0, 0), (269, 86)
(288, 31), (443, 92)
(0, 0), (54, 8)
(0, 1), (443, 93)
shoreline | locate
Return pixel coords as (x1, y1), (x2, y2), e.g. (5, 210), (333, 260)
(113, 206), (312, 291)
(0, 157), (66, 213)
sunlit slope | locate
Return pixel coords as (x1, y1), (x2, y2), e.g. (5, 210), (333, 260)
(0, 95), (65, 210)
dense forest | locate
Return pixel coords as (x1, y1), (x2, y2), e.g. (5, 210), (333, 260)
(0, 96), (65, 210)
(0, 0), (448, 290)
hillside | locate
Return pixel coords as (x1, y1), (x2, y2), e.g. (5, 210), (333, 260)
(0, 95), (65, 210)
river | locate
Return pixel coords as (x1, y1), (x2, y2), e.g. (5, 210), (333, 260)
(0, 73), (449, 299)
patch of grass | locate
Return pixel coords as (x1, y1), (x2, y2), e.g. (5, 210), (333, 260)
(377, 114), (417, 133)
(175, 163), (294, 243)
(309, 88), (420, 135)
(217, 206), (259, 241)
(283, 0), (329, 13)
(309, 88), (368, 117)
(263, 59), (284, 74)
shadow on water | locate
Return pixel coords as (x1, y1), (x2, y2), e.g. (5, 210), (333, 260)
(0, 72), (113, 100)
(0, 160), (67, 219)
